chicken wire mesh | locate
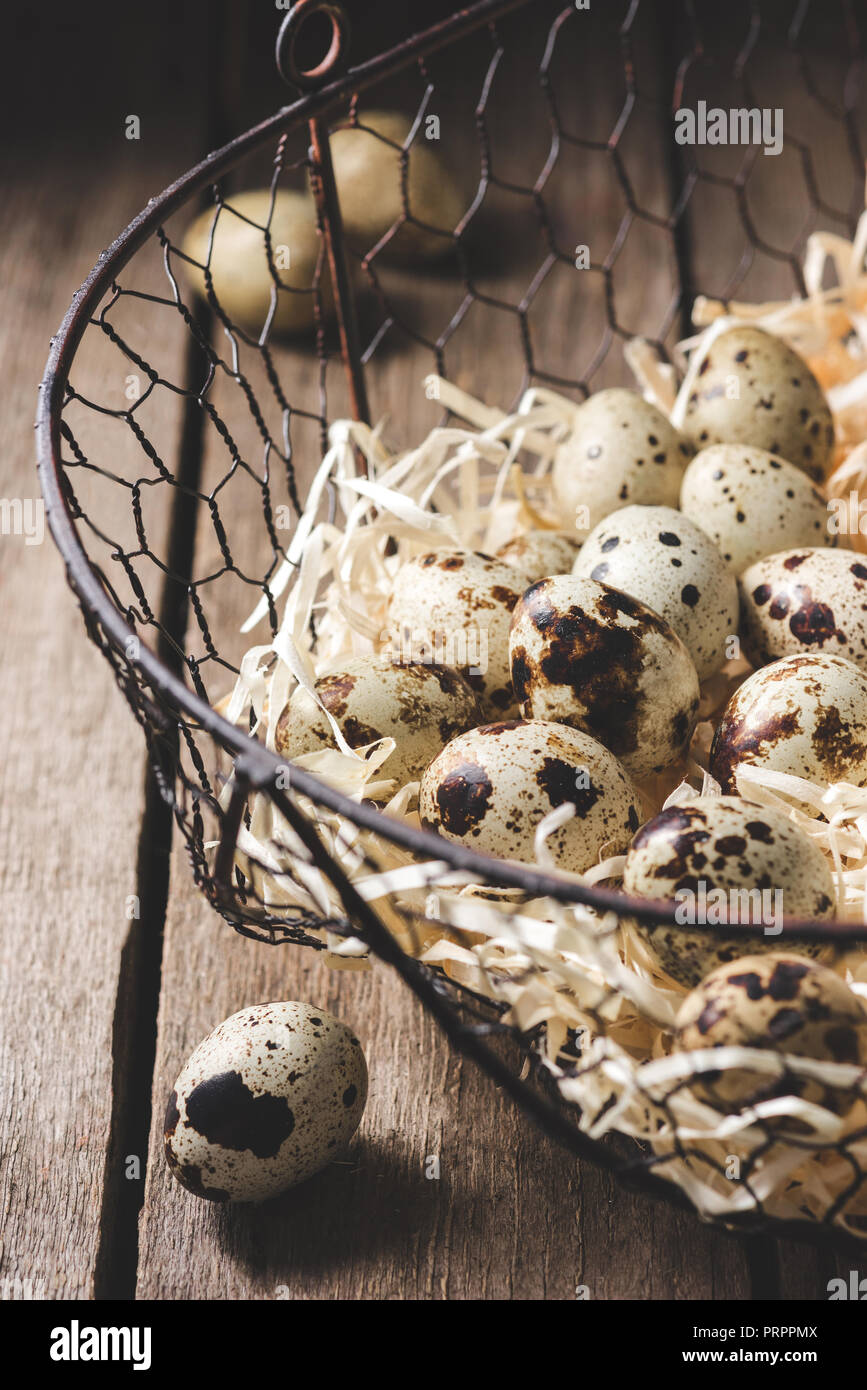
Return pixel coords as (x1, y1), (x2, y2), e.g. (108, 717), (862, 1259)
(36, 0), (867, 1243)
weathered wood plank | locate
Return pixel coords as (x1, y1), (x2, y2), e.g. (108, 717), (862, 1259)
(0, 1), (214, 1297)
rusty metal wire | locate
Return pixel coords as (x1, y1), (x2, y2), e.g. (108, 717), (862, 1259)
(37, 0), (867, 1244)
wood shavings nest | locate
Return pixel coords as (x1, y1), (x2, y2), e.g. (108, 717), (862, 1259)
(215, 215), (867, 1239)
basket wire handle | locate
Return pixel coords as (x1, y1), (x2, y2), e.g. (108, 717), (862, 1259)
(276, 1), (372, 441)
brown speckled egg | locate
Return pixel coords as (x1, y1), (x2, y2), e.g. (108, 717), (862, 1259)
(739, 549), (867, 673)
(674, 954), (867, 1117)
(509, 575), (700, 778)
(680, 326), (834, 480)
(274, 654), (480, 788)
(495, 529), (582, 580)
(572, 504), (738, 680)
(419, 718), (640, 873)
(387, 549), (531, 718)
(709, 652), (867, 793)
(680, 444), (835, 573)
(623, 796), (835, 988)
(164, 1002), (368, 1203)
(552, 389), (694, 537)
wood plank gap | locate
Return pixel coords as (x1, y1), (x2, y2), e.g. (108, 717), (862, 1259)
(92, 314), (213, 1298)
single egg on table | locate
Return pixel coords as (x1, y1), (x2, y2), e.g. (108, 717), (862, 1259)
(275, 654), (481, 789)
(623, 795), (836, 988)
(387, 549), (531, 719)
(739, 548), (867, 672)
(680, 325), (834, 480)
(674, 953), (867, 1119)
(509, 574), (700, 778)
(552, 389), (694, 537)
(680, 443), (835, 573)
(419, 718), (640, 875)
(165, 1002), (368, 1203)
(572, 504), (738, 680)
(709, 651), (867, 794)
(495, 529), (582, 581)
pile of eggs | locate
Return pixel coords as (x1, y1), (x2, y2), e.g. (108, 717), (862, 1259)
(274, 323), (867, 1130)
(165, 324), (867, 1208)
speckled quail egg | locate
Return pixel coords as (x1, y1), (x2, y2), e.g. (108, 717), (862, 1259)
(710, 652), (867, 793)
(680, 444), (835, 573)
(572, 504), (738, 680)
(274, 654), (480, 789)
(680, 326), (834, 480)
(495, 529), (582, 580)
(674, 953), (867, 1117)
(552, 389), (694, 537)
(739, 548), (867, 673)
(164, 1002), (368, 1203)
(387, 549), (531, 719)
(623, 796), (835, 988)
(509, 575), (700, 778)
(419, 718), (640, 874)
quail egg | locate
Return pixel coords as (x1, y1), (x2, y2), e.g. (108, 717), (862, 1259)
(572, 504), (738, 680)
(509, 575), (700, 778)
(419, 718), (640, 874)
(328, 109), (465, 262)
(680, 444), (835, 573)
(680, 325), (834, 480)
(275, 654), (480, 788)
(387, 549), (531, 719)
(552, 389), (694, 536)
(623, 796), (835, 988)
(495, 529), (582, 580)
(674, 953), (867, 1117)
(739, 548), (867, 672)
(182, 189), (332, 336)
(710, 652), (867, 793)
(164, 1002), (368, 1203)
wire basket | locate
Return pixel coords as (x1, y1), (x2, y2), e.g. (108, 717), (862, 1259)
(37, 0), (867, 1246)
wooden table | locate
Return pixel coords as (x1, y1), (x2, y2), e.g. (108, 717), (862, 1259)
(1, 1), (861, 1300)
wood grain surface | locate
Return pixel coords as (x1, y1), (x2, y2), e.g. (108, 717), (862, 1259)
(1, 0), (863, 1303)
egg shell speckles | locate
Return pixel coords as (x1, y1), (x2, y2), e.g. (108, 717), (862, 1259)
(572, 504), (738, 680)
(509, 575), (700, 778)
(681, 326), (834, 481)
(387, 549), (531, 719)
(274, 654), (481, 789)
(675, 953), (867, 1117)
(709, 652), (867, 793)
(164, 1002), (368, 1203)
(495, 530), (582, 581)
(739, 548), (867, 672)
(623, 796), (835, 988)
(419, 718), (640, 874)
(551, 389), (694, 537)
(680, 444), (835, 573)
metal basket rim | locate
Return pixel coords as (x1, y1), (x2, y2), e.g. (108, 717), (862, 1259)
(34, 0), (867, 944)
